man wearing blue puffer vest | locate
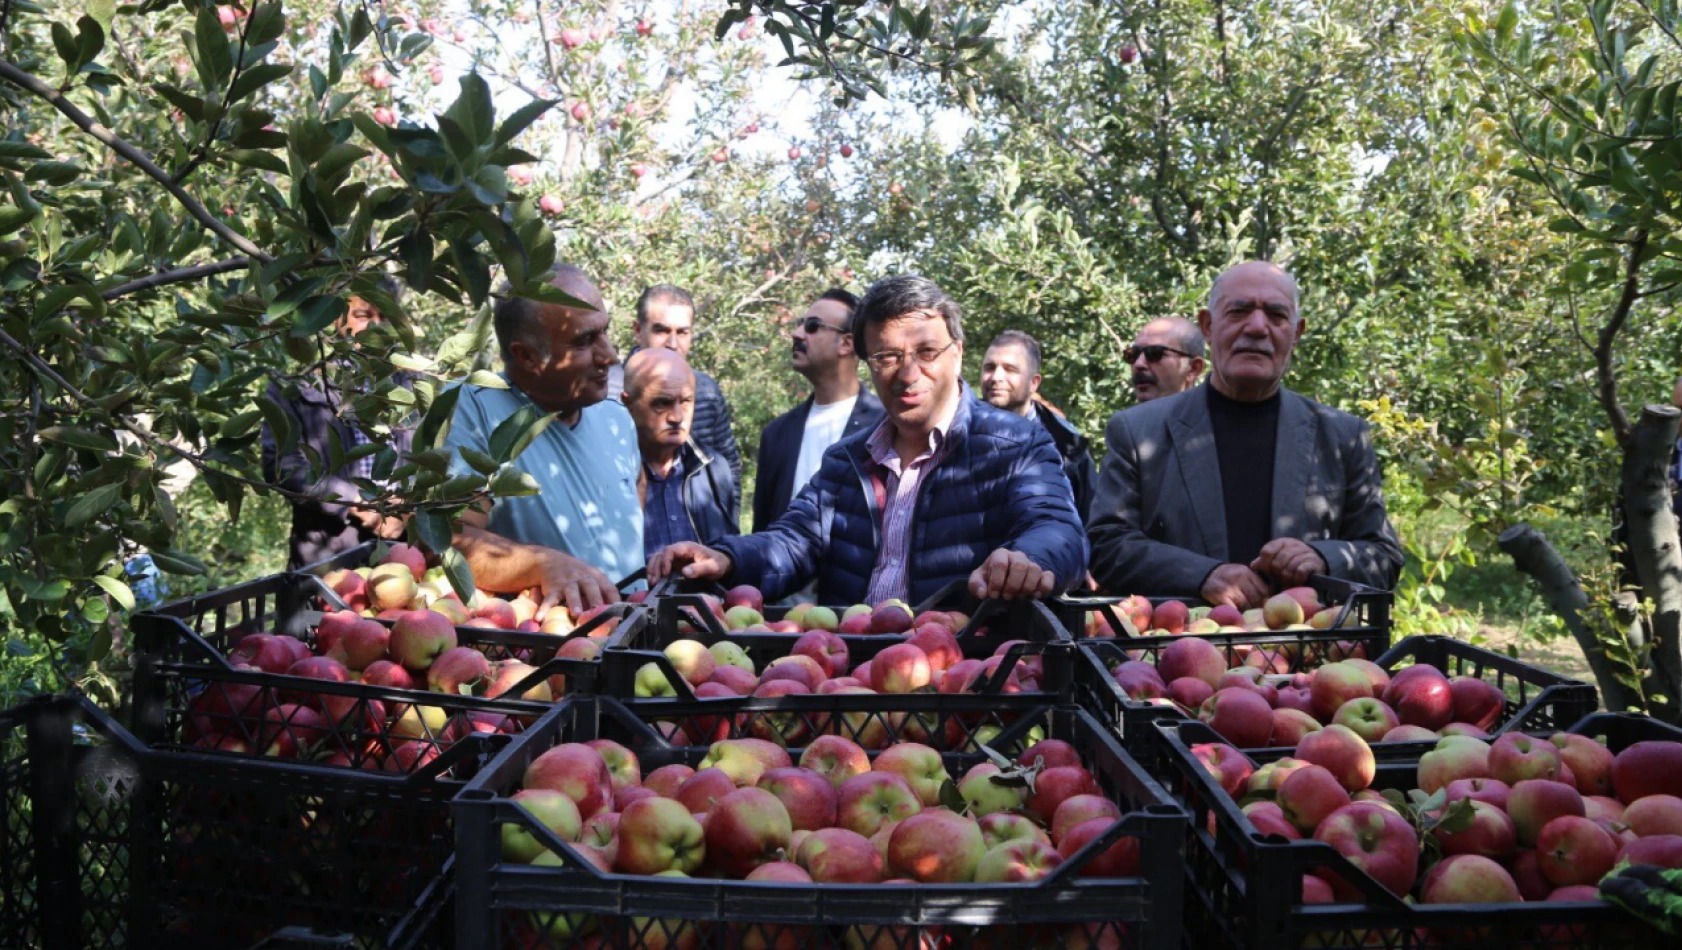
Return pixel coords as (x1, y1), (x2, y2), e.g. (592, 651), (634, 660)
(647, 275), (1087, 604)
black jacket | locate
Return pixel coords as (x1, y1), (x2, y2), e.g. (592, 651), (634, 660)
(1034, 401), (1096, 521)
(668, 440), (741, 547)
(609, 356), (741, 511)
(260, 377), (414, 571)
(751, 390), (886, 532)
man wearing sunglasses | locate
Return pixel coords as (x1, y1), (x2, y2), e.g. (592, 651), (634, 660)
(751, 289), (885, 532)
(1128, 317), (1207, 402)
(650, 275), (1087, 604)
(1089, 261), (1403, 607)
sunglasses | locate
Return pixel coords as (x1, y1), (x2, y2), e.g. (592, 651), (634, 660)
(796, 316), (848, 335)
(1124, 344), (1194, 363)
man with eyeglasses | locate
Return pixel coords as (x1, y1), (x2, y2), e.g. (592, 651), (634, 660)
(1128, 317), (1207, 402)
(752, 289), (885, 532)
(1089, 261), (1403, 606)
(649, 275), (1087, 604)
(607, 284), (742, 510)
(980, 330), (1095, 519)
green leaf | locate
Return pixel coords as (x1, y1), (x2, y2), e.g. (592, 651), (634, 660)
(415, 509), (454, 557)
(458, 446), (499, 475)
(75, 15), (107, 68)
(195, 6), (234, 87)
(25, 161), (81, 186)
(229, 63), (293, 104)
(52, 22), (79, 72)
(229, 149), (288, 174)
(0, 205), (38, 237)
(488, 467), (541, 497)
(40, 425), (119, 453)
(487, 405), (553, 463)
(446, 73), (495, 144)
(441, 545), (475, 602)
(314, 143), (369, 184)
(91, 575), (135, 612)
(153, 84), (206, 123)
(151, 550), (208, 576)
(495, 97), (558, 147)
(65, 483), (122, 527)
(465, 370), (508, 389)
(938, 779), (968, 815)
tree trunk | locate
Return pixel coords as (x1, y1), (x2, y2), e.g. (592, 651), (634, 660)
(1621, 404), (1682, 722)
(1497, 523), (1644, 712)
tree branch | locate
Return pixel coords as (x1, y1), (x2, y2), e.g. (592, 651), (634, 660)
(1594, 229), (1648, 444)
(1621, 404), (1682, 722)
(0, 57), (274, 264)
(100, 258), (252, 300)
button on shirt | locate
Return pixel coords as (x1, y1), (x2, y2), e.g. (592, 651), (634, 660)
(443, 379), (644, 582)
(863, 397), (960, 604)
(642, 456), (697, 558)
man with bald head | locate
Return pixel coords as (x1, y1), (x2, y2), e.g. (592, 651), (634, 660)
(1129, 316), (1206, 402)
(443, 264), (641, 615)
(1089, 261), (1403, 605)
(623, 348), (739, 558)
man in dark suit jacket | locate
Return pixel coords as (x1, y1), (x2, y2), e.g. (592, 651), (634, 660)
(751, 288), (885, 531)
(1089, 261), (1403, 605)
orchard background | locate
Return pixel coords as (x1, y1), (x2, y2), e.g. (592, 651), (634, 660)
(1, 0), (1679, 719)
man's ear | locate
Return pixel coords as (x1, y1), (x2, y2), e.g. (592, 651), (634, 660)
(837, 332), (855, 357)
(1029, 372), (1043, 395)
(1189, 357), (1207, 380)
(1197, 308), (1213, 339)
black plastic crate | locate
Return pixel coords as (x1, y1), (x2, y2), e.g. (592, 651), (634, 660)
(653, 576), (1074, 645)
(0, 694), (492, 948)
(607, 590), (1078, 708)
(1079, 633), (1598, 759)
(1053, 574), (1391, 641)
(1146, 711), (1678, 950)
(452, 693), (1188, 950)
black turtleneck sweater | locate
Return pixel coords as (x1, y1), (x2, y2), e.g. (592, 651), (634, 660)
(1207, 385), (1280, 565)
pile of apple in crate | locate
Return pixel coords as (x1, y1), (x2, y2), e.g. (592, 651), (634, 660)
(4, 545), (1680, 950)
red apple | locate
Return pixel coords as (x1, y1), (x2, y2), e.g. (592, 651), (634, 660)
(615, 797), (705, 875)
(259, 703), (330, 758)
(360, 659), (415, 690)
(796, 827), (884, 883)
(699, 738), (792, 787)
(524, 743), (613, 818)
(1489, 733), (1565, 786)
(724, 585), (764, 613)
(427, 646), (489, 695)
(746, 861), (811, 883)
(1190, 742), (1254, 797)
(1381, 725), (1439, 742)
(1058, 817), (1139, 876)
(1508, 779), (1586, 847)
(800, 735), (872, 787)
(1249, 758), (1314, 793)
(1051, 794), (1122, 844)
(706, 786), (793, 877)
(1549, 733), (1615, 797)
(1434, 799), (1517, 861)
(978, 813), (1051, 850)
(1198, 688), (1274, 748)
(870, 643), (932, 693)
(1449, 677), (1506, 731)
(1419, 854), (1521, 904)
(975, 837), (1062, 883)
(1538, 815), (1618, 886)
(792, 631), (849, 678)
(230, 633), (298, 674)
(1026, 766), (1100, 825)
(1158, 638), (1226, 688)
(1312, 802), (1419, 900)
(389, 610), (458, 671)
(1244, 801), (1302, 840)
(1278, 765), (1351, 834)
(1310, 663), (1374, 721)
(757, 766), (839, 831)
(887, 810), (985, 882)
(1417, 735), (1491, 793)
(1017, 739), (1082, 771)
(906, 627), (962, 673)
(1613, 741), (1682, 803)
(873, 742), (951, 807)
(1151, 600), (1189, 634)
(836, 772), (922, 837)
(1168, 677), (1215, 710)
(868, 603), (915, 634)
(1618, 834), (1682, 868)
(1443, 776), (1511, 811)
(645, 764), (695, 798)
(1623, 794), (1682, 837)
(1216, 667), (1278, 706)
(1296, 725), (1376, 793)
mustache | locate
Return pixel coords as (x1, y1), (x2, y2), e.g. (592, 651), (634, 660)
(792, 341), (808, 354)
(1233, 345), (1275, 357)
(1132, 372), (1156, 386)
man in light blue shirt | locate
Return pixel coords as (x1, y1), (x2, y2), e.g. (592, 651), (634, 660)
(445, 264), (642, 615)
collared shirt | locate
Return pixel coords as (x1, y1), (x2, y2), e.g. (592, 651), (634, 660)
(643, 455), (697, 557)
(443, 378), (644, 582)
(863, 395), (961, 604)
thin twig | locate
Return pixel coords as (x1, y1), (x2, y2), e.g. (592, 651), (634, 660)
(101, 258), (251, 299)
(0, 57), (274, 264)
(1595, 229), (1649, 444)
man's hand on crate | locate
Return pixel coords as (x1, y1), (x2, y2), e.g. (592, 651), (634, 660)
(540, 549), (622, 618)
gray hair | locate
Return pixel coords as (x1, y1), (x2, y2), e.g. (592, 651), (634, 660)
(494, 263), (594, 367)
(1207, 262), (1302, 325)
(853, 275), (964, 356)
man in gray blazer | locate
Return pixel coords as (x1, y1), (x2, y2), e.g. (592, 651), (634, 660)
(1088, 261), (1403, 606)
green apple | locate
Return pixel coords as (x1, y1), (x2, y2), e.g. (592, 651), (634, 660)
(708, 640), (756, 674)
(634, 662), (677, 698)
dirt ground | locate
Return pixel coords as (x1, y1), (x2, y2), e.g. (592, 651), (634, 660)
(1474, 624), (1600, 707)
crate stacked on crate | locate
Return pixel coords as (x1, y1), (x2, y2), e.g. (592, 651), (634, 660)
(131, 561), (651, 771)
(450, 691), (1188, 950)
(0, 694), (493, 949)
(1144, 711), (1682, 949)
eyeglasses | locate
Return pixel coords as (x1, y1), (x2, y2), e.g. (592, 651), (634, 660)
(1124, 344), (1195, 364)
(866, 340), (957, 373)
(796, 316), (848, 336)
